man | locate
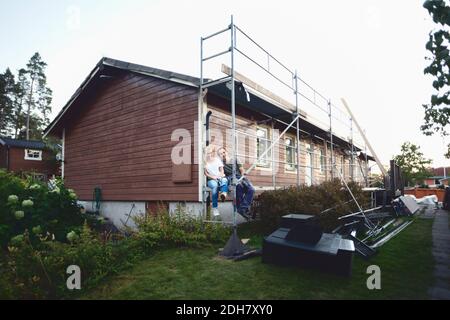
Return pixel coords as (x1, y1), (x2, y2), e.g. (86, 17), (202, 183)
(217, 147), (255, 220)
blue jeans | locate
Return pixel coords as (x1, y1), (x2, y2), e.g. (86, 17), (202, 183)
(208, 178), (228, 208)
(228, 176), (255, 213)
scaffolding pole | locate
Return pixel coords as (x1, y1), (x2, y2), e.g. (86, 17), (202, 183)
(350, 117), (354, 180)
(241, 113), (301, 180)
(200, 17), (371, 234)
(328, 100), (334, 179)
(219, 16), (249, 258)
(200, 31), (206, 219)
(271, 119), (276, 189)
(230, 16), (237, 228)
(295, 70), (300, 187)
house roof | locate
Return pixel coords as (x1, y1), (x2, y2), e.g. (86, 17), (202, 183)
(43, 57), (203, 137)
(43, 57), (368, 153)
(102, 58), (201, 87)
(0, 137), (46, 149)
(427, 176), (449, 180)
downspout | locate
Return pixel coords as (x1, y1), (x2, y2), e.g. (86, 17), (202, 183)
(205, 111), (212, 147)
(61, 128), (65, 179)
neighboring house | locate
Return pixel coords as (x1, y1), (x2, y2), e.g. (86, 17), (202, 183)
(424, 176), (449, 187)
(0, 137), (58, 181)
(43, 57), (373, 224)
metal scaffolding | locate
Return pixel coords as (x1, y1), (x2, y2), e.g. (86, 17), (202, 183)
(199, 16), (370, 256)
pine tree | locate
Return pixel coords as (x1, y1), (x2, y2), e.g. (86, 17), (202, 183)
(24, 52), (52, 140)
(0, 68), (16, 136)
(12, 69), (29, 139)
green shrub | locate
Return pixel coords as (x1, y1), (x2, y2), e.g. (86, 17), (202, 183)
(255, 179), (370, 232)
(0, 170), (84, 247)
(1, 223), (144, 299)
(131, 205), (231, 249)
(1, 205), (231, 299)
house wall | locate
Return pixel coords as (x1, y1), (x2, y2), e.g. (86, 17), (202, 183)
(1, 146), (56, 177)
(0, 145), (7, 169)
(206, 94), (365, 189)
(63, 72), (199, 202)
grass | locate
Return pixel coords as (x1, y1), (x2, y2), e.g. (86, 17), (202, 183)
(83, 218), (434, 300)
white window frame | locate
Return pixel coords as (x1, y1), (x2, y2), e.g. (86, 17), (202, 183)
(24, 149), (42, 161)
(256, 126), (271, 168)
(305, 142), (313, 186)
(284, 136), (297, 172)
(319, 148), (325, 173)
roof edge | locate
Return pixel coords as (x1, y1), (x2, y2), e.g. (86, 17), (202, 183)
(43, 57), (201, 138)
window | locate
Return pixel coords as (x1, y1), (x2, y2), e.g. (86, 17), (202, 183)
(285, 137), (296, 171)
(320, 149), (325, 173)
(24, 149), (42, 161)
(340, 156), (345, 176)
(256, 127), (271, 167)
(349, 157), (353, 179)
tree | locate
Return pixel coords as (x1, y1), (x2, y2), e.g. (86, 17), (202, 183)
(12, 69), (29, 138)
(0, 69), (15, 136)
(24, 52), (52, 140)
(422, 1), (450, 137)
(17, 114), (44, 140)
(0, 53), (52, 140)
(394, 142), (433, 187)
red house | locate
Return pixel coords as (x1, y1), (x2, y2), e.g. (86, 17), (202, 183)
(43, 57), (372, 226)
(0, 137), (58, 181)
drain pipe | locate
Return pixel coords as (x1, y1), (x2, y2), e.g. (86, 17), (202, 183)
(205, 111), (212, 147)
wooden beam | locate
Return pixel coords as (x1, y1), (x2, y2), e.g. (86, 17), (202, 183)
(340, 98), (387, 177)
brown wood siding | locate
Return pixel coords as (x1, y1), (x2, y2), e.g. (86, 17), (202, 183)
(0, 145), (7, 169)
(5, 147), (56, 176)
(64, 72), (199, 202)
(206, 94), (360, 188)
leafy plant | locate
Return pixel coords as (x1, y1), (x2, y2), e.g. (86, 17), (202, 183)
(393, 142), (433, 187)
(131, 205), (231, 250)
(0, 170), (84, 247)
(423, 0), (450, 138)
(254, 179), (369, 233)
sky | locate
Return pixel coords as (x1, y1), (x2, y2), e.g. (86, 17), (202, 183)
(0, 0), (447, 169)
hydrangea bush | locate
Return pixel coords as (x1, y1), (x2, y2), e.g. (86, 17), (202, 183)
(0, 170), (83, 247)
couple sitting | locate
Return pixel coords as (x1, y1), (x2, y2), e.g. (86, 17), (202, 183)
(204, 145), (255, 220)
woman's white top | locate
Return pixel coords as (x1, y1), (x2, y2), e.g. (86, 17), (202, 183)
(206, 157), (224, 177)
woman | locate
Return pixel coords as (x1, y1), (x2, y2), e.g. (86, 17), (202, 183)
(204, 145), (228, 218)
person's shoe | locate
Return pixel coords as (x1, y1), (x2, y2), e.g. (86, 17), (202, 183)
(219, 192), (227, 202)
(237, 208), (251, 221)
(212, 208), (220, 218)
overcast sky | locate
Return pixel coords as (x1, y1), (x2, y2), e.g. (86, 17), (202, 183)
(0, 0), (446, 169)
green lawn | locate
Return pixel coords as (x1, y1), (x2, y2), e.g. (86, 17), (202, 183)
(83, 218), (434, 300)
